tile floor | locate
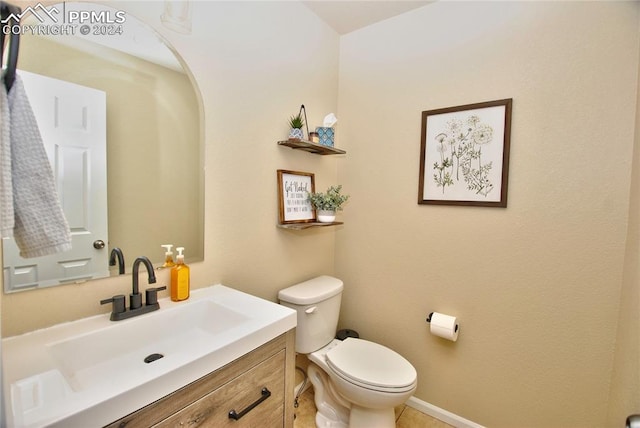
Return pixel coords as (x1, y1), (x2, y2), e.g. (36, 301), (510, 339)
(293, 387), (454, 428)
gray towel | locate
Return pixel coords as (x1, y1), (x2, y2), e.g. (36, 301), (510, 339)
(1, 78), (12, 237)
(3, 74), (72, 258)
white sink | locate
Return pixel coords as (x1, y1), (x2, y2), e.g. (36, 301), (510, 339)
(2, 285), (297, 428)
(48, 299), (249, 392)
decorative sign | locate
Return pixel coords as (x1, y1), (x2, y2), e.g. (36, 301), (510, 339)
(277, 170), (316, 224)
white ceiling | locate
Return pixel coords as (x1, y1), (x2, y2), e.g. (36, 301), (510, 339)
(302, 1), (432, 35)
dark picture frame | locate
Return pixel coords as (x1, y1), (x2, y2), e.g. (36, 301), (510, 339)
(418, 98), (512, 207)
(277, 170), (316, 224)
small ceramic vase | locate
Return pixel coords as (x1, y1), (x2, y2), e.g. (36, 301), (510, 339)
(289, 128), (304, 139)
(316, 210), (336, 223)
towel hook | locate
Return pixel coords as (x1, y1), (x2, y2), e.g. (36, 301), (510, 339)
(1, 1), (22, 91)
(298, 104), (309, 140)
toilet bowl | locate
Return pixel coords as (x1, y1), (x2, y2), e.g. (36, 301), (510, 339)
(310, 338), (417, 427)
(279, 276), (417, 428)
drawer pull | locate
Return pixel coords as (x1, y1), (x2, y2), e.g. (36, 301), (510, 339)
(228, 387), (271, 420)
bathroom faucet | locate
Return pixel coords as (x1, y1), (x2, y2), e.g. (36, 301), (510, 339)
(109, 247), (125, 275)
(131, 256), (156, 308)
(100, 256), (166, 321)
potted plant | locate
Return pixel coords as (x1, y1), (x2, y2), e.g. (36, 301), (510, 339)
(307, 185), (350, 223)
(288, 113), (305, 140)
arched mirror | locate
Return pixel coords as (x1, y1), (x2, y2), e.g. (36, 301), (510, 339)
(3, 2), (204, 292)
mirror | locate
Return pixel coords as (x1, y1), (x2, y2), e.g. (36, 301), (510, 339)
(3, 2), (204, 292)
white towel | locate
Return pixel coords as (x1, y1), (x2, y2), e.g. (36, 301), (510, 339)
(3, 74), (72, 258)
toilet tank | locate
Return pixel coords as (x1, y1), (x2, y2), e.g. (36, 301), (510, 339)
(278, 275), (343, 353)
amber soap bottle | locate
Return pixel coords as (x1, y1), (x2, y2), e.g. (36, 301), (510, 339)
(170, 247), (190, 301)
(161, 244), (175, 268)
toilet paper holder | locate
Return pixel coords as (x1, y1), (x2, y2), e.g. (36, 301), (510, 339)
(426, 312), (459, 332)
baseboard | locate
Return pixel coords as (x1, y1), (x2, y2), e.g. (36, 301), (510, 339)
(293, 376), (482, 427)
(405, 396), (485, 428)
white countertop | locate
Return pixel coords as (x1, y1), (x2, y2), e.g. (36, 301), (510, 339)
(2, 285), (296, 428)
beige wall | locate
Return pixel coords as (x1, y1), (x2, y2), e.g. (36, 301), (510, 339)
(1, 1), (340, 335)
(607, 33), (640, 427)
(335, 2), (639, 427)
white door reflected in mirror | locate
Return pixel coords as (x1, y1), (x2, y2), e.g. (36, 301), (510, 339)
(3, 70), (109, 291)
(4, 2), (204, 292)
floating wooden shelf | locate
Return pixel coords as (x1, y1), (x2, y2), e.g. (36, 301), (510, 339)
(278, 139), (346, 155)
(277, 221), (344, 230)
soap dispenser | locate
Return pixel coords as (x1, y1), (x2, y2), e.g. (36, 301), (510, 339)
(161, 244), (175, 268)
(170, 247), (190, 301)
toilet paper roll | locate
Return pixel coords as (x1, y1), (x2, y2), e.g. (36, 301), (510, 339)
(430, 312), (459, 342)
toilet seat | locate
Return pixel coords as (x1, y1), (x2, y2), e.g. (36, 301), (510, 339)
(325, 338), (417, 393)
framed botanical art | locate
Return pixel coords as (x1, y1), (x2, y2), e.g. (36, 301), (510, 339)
(418, 98), (512, 207)
(277, 170), (316, 224)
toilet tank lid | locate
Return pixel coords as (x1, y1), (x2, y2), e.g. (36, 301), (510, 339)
(278, 275), (344, 305)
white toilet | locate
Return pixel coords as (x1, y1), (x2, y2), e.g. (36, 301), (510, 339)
(279, 275), (417, 428)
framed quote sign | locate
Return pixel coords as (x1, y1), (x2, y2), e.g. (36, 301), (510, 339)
(277, 170), (316, 224)
(418, 98), (512, 207)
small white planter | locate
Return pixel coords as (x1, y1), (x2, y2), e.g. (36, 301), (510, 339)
(316, 210), (336, 223)
(289, 128), (304, 139)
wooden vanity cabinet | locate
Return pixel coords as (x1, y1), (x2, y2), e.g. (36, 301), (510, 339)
(105, 330), (295, 428)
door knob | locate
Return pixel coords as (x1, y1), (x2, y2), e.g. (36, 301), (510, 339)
(93, 240), (106, 249)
